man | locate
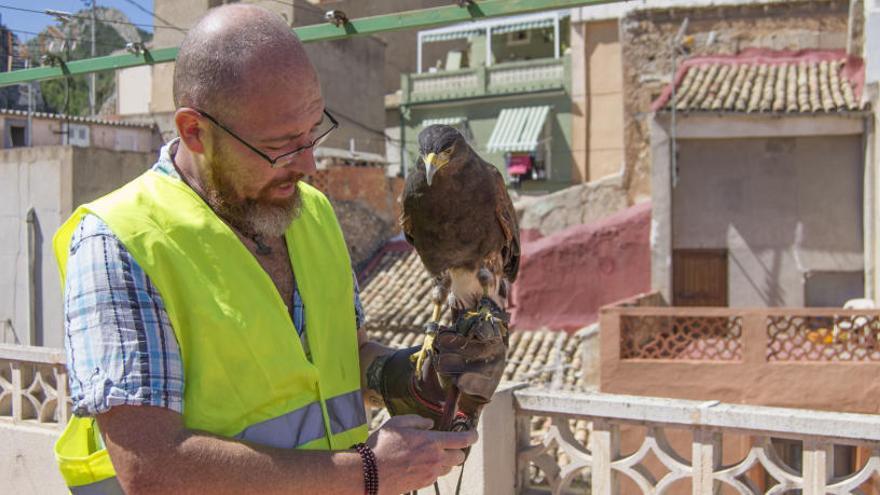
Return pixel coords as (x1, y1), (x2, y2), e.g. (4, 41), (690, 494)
(53, 5), (480, 494)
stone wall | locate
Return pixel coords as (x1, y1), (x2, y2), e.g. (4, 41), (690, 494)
(514, 173), (629, 239)
(308, 166), (404, 268)
(620, 0), (850, 202)
(511, 201), (652, 331)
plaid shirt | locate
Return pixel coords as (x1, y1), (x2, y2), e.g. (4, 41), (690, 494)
(64, 140), (364, 417)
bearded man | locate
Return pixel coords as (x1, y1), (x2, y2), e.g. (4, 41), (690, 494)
(52, 5), (479, 495)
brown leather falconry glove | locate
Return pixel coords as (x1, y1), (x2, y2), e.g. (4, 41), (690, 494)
(377, 297), (509, 432)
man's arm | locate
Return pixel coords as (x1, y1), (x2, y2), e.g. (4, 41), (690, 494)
(358, 327), (393, 409)
(98, 405), (474, 495)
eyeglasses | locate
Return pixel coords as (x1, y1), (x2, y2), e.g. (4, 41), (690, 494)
(194, 108), (338, 169)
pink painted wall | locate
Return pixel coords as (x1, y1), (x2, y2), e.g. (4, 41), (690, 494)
(510, 201), (652, 332)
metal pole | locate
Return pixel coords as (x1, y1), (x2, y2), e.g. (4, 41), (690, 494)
(26, 207), (37, 345)
(90, 1), (96, 115)
(25, 59), (32, 146)
(1, 0), (628, 86)
(417, 32), (422, 74)
(670, 17), (688, 189)
(554, 12), (560, 59)
(486, 26), (492, 67)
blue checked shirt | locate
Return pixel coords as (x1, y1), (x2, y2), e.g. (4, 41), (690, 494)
(64, 139), (364, 417)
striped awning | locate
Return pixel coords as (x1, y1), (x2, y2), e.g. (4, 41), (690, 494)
(487, 106), (551, 153)
(420, 117), (466, 127)
(493, 18), (555, 34)
(422, 29), (482, 43)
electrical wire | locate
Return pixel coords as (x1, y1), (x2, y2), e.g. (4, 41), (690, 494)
(117, 0), (184, 32)
(6, 27), (127, 50)
(0, 3), (184, 31)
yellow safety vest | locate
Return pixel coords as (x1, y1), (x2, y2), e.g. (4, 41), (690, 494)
(52, 170), (367, 493)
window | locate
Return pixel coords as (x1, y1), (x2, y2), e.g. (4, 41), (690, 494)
(507, 30), (531, 46)
(64, 124), (90, 147)
(804, 271), (864, 307)
(4, 120), (29, 148)
(10, 126), (26, 147)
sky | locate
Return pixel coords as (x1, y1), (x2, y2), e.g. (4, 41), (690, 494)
(0, 0), (155, 42)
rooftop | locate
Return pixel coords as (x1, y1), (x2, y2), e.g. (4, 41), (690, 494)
(0, 108), (156, 128)
(652, 49), (865, 114)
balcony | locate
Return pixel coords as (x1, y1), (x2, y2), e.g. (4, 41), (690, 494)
(4, 343), (880, 494)
(401, 56), (570, 105)
(599, 293), (880, 414)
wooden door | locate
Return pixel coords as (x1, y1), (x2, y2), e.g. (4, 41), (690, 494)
(673, 249), (728, 307)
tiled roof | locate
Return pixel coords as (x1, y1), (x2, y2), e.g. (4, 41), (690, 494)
(0, 108), (156, 128)
(652, 50), (865, 113)
(366, 327), (590, 391)
(359, 243), (453, 330)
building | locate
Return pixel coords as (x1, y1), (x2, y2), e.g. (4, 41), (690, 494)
(117, 0), (386, 157)
(397, 11), (574, 193)
(0, 108), (158, 152)
(0, 145), (156, 348)
(650, 49), (867, 308)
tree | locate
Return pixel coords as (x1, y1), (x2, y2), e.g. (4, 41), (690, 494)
(27, 6), (152, 116)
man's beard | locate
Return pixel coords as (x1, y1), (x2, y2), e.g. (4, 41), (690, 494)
(201, 142), (302, 238)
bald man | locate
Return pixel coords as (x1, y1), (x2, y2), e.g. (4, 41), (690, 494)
(53, 5), (475, 495)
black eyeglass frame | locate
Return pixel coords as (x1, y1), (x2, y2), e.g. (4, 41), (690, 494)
(194, 108), (338, 169)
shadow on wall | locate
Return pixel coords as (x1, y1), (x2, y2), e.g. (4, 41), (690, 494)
(510, 201), (652, 332)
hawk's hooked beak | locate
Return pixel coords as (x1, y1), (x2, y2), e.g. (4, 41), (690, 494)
(424, 153), (438, 186)
(424, 152), (448, 186)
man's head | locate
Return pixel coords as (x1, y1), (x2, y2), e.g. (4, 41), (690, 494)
(173, 4), (326, 237)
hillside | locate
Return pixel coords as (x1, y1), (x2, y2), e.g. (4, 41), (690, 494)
(24, 6), (152, 116)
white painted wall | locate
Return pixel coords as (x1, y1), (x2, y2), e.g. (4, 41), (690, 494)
(116, 65), (153, 116)
(0, 146), (154, 348)
(0, 422), (66, 495)
(673, 135), (865, 307)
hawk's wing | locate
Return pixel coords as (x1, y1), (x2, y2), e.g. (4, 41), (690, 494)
(487, 160), (520, 283)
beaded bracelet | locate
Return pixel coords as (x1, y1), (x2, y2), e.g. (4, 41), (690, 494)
(353, 442), (379, 495)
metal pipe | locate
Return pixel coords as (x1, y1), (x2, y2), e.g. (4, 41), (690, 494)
(486, 26), (492, 67)
(417, 31), (423, 74)
(670, 17), (689, 189)
(0, 0), (626, 86)
(90, 1), (97, 115)
(25, 207), (37, 346)
(26, 59), (32, 146)
(553, 12), (560, 59)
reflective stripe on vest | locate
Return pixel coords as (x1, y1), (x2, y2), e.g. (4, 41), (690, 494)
(69, 476), (125, 495)
(327, 389), (368, 435)
(235, 402), (325, 449)
(235, 391), (367, 448)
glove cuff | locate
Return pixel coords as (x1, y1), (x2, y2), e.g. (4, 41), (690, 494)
(378, 346), (446, 423)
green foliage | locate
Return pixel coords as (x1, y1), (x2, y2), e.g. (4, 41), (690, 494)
(28, 8), (153, 116)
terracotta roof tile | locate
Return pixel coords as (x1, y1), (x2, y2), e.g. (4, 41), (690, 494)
(365, 327), (589, 391)
(655, 50), (865, 114)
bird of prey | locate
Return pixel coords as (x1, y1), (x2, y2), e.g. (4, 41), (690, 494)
(401, 125), (520, 349)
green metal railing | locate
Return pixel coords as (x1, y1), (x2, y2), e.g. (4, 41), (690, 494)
(0, 0), (621, 87)
(402, 56), (570, 104)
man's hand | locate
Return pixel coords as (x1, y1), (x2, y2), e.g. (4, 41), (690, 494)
(367, 415), (477, 495)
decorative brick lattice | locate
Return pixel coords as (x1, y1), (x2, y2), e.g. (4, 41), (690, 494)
(620, 315), (743, 360)
(0, 358), (71, 425)
(767, 315), (880, 362)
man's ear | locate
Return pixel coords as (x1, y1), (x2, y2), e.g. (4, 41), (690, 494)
(174, 108), (207, 154)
